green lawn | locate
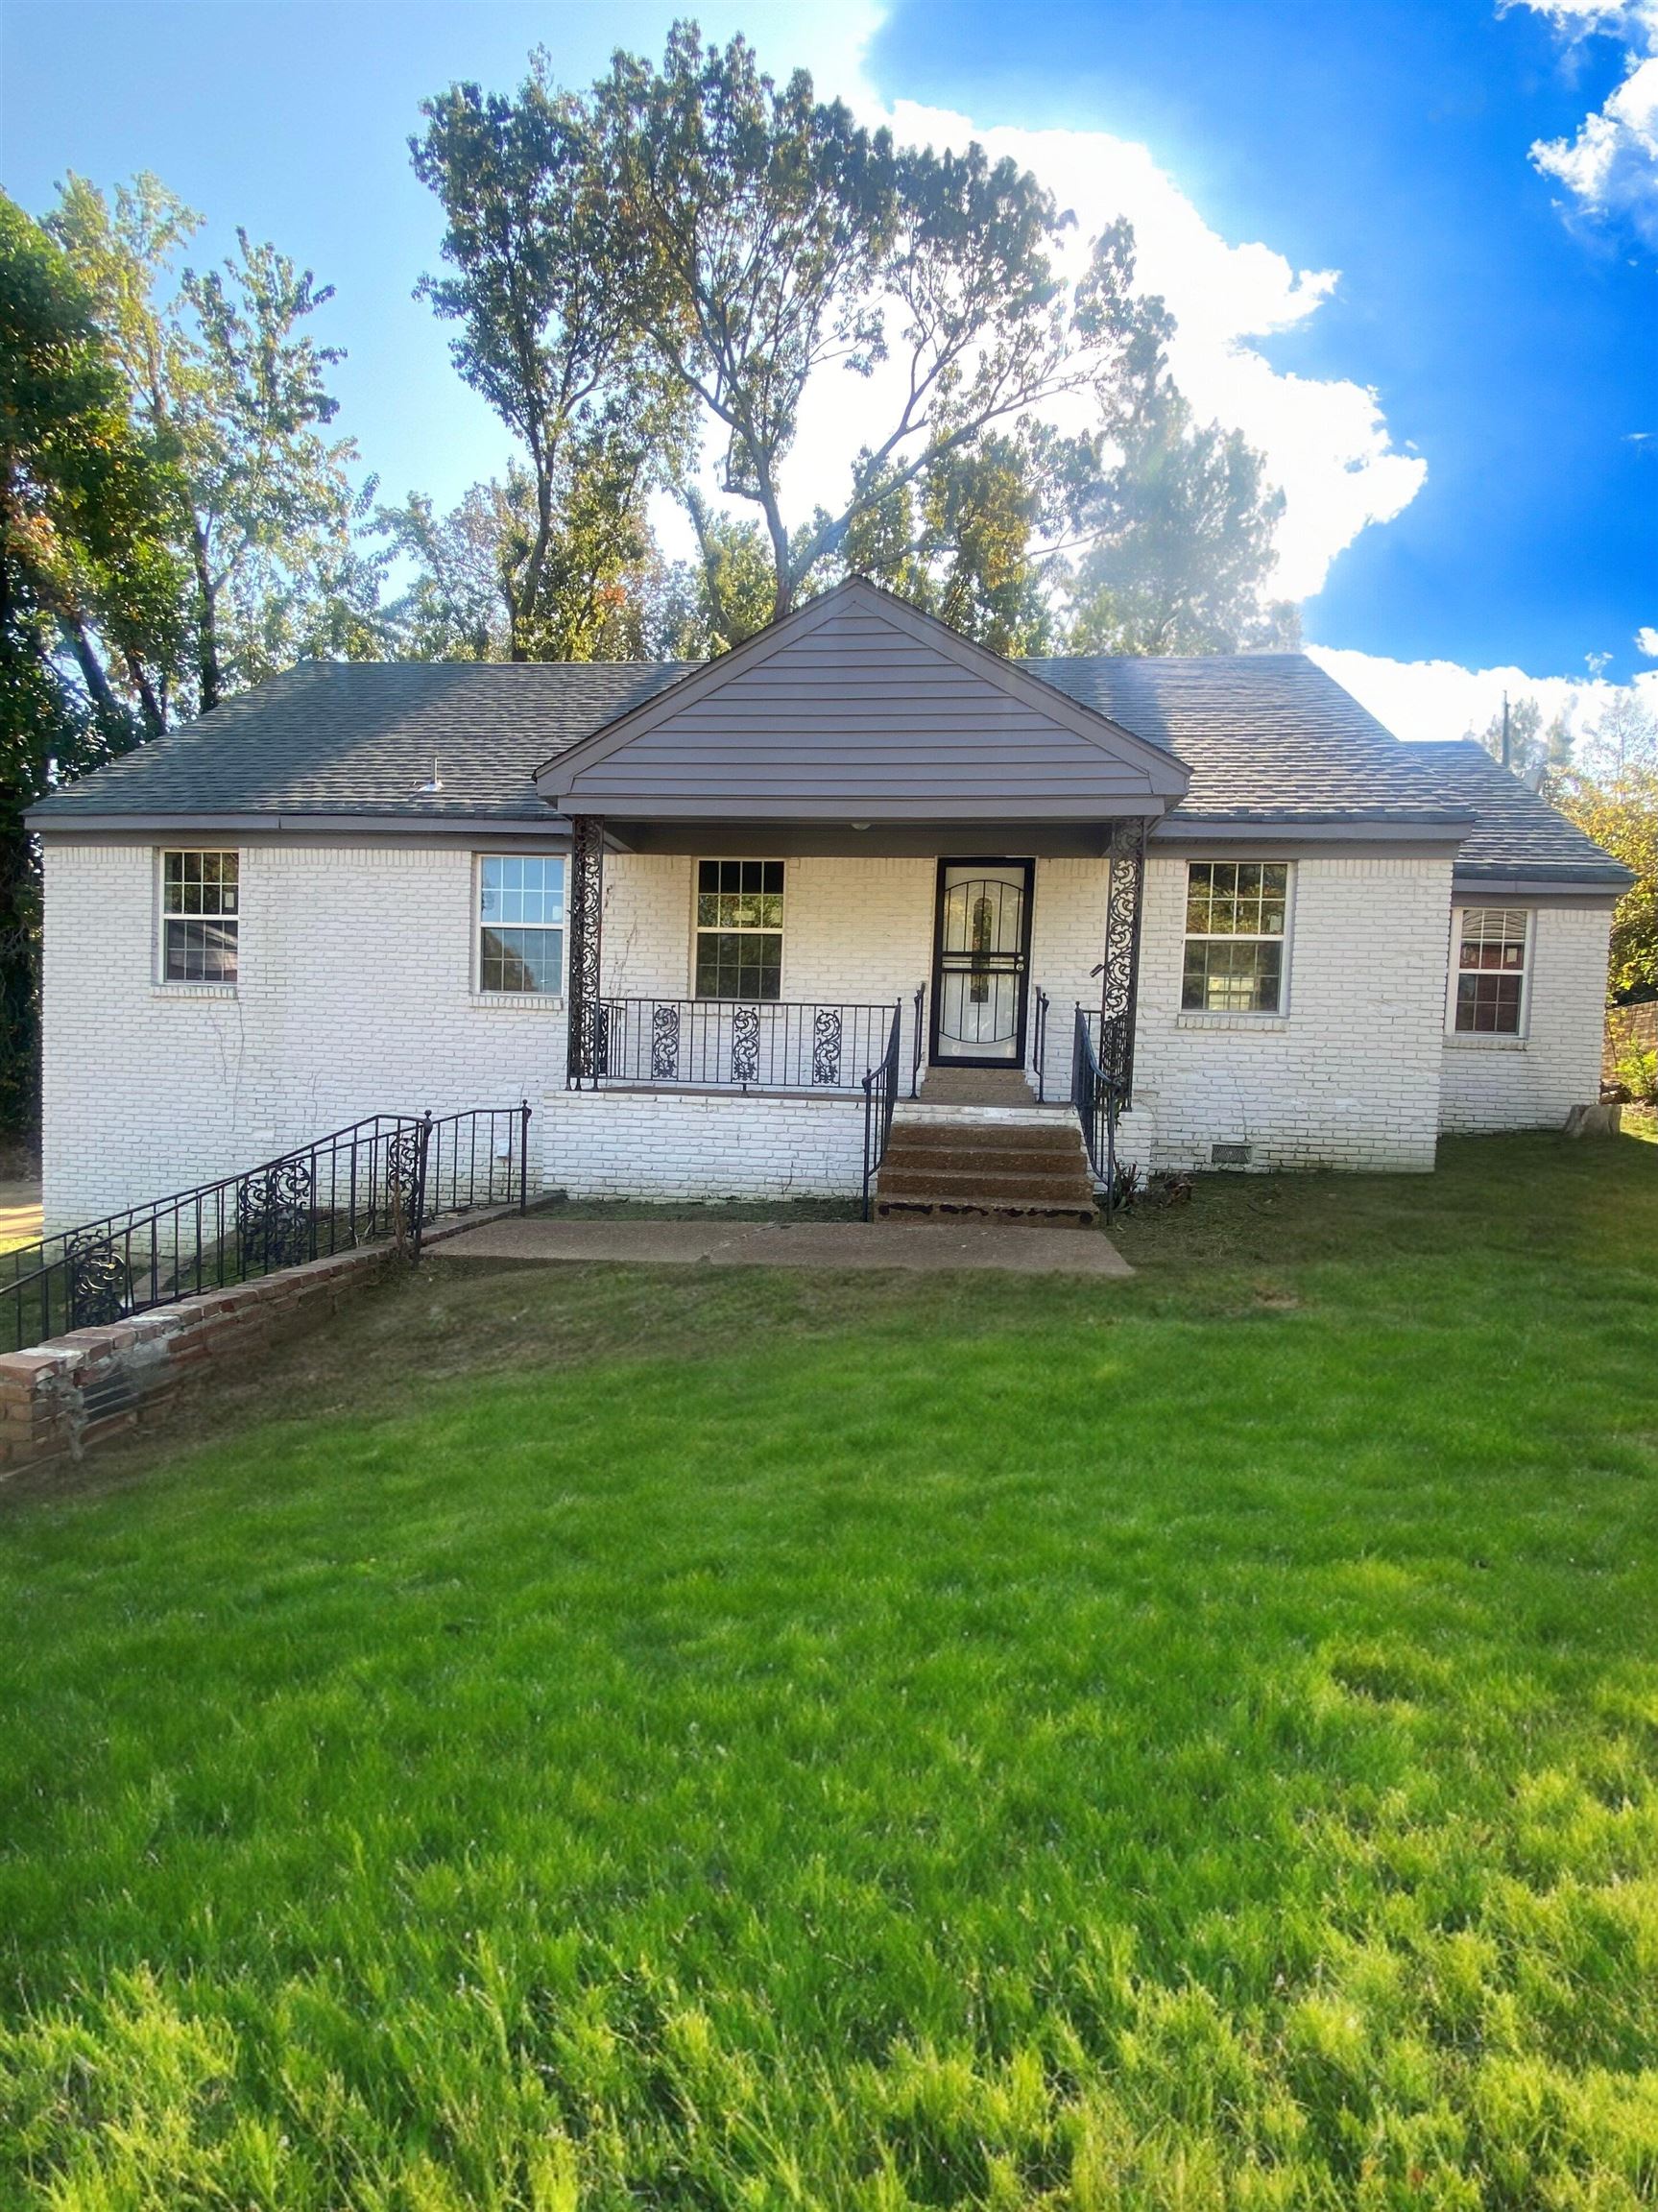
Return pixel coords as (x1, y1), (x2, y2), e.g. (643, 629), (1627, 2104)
(2, 1133), (1657, 2210)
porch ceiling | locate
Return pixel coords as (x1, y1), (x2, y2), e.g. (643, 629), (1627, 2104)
(539, 579), (1190, 826)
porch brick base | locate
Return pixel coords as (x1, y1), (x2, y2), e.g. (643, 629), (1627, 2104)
(542, 1089), (867, 1203)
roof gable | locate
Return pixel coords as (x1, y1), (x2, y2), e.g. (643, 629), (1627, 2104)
(537, 579), (1190, 821)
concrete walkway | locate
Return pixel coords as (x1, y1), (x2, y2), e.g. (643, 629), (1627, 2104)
(433, 1214), (1133, 1277)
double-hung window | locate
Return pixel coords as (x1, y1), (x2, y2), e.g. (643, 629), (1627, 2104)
(479, 854), (565, 994)
(1182, 862), (1288, 1013)
(1452, 907), (1528, 1034)
(161, 850), (238, 984)
(695, 860), (784, 998)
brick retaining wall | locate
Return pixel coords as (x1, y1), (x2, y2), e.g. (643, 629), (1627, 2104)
(0, 1244), (392, 1482)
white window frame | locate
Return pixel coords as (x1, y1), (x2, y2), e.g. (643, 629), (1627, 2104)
(156, 848), (240, 989)
(1179, 859), (1294, 1018)
(691, 858), (787, 1001)
(475, 852), (566, 998)
(1447, 905), (1533, 1040)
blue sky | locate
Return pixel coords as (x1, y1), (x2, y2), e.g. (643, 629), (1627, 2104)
(2, 0), (1653, 735)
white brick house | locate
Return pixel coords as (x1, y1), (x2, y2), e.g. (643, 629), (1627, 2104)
(29, 581), (1631, 1230)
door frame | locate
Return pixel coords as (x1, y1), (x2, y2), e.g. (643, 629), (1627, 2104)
(927, 856), (1037, 1070)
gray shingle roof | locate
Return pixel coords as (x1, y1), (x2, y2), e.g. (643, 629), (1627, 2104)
(27, 649), (1630, 887)
(1403, 738), (1636, 887)
(1026, 652), (1471, 821)
(30, 661), (690, 824)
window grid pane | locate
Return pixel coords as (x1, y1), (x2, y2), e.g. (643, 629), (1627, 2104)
(164, 918), (238, 984)
(478, 855), (565, 993)
(162, 849), (238, 920)
(1182, 862), (1287, 1013)
(161, 851), (238, 979)
(1454, 910), (1527, 1033)
(696, 859), (784, 999)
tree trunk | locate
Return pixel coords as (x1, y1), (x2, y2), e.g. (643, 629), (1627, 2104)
(191, 520), (222, 711)
(513, 434), (556, 663)
(124, 651), (166, 738)
(60, 617), (128, 744)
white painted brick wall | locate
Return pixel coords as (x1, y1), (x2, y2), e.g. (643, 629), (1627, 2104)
(543, 1088), (867, 1201)
(41, 841), (565, 1229)
(603, 853), (1105, 1079)
(1438, 903), (1611, 1132)
(1134, 852), (1453, 1172)
(43, 834), (1609, 1223)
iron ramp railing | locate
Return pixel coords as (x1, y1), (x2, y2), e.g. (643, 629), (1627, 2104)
(2, 1104), (532, 1355)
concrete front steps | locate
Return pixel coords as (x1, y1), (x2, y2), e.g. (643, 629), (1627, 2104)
(875, 1116), (1097, 1229)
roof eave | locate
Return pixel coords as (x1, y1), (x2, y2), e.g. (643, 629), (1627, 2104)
(27, 806), (567, 838)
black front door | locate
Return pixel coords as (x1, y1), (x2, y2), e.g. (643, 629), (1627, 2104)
(929, 859), (1034, 1067)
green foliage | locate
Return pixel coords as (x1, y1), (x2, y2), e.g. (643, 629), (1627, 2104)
(1064, 386), (1291, 655)
(4, 1137), (1658, 2204)
(1468, 692), (1574, 782)
(412, 73), (690, 660)
(1616, 1041), (1658, 1103)
(840, 429), (1062, 652)
(589, 23), (897, 613)
(0, 192), (180, 1139)
(46, 172), (377, 715)
(647, 490), (779, 657)
(1555, 758), (1658, 1001)
(375, 486), (508, 661)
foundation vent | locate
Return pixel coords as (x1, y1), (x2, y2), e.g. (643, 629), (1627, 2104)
(1211, 1142), (1251, 1167)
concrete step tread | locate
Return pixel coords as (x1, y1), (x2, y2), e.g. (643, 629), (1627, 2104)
(881, 1146), (1089, 1179)
(886, 1121), (1086, 1154)
(878, 1166), (1097, 1202)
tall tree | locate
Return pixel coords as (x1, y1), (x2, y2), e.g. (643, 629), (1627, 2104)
(589, 25), (1104, 620)
(380, 466), (661, 662)
(46, 172), (375, 717)
(375, 486), (510, 661)
(0, 194), (181, 1137)
(838, 428), (1062, 653)
(647, 492), (778, 658)
(412, 74), (688, 659)
(1553, 689), (1658, 1005)
(1577, 685), (1658, 781)
(1062, 394), (1294, 654)
(1468, 694), (1574, 783)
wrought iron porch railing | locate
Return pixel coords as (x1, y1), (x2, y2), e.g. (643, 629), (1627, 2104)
(594, 997), (902, 1093)
(861, 1000), (904, 1220)
(2, 1105), (532, 1356)
(1071, 1005), (1134, 1216)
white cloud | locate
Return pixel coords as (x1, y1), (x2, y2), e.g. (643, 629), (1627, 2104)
(1636, 623), (1658, 653)
(657, 6), (1427, 602)
(1308, 642), (1658, 743)
(1506, 1), (1658, 244)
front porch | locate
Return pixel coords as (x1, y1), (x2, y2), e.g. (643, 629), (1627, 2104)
(537, 580), (1185, 1211)
(546, 845), (1149, 1214)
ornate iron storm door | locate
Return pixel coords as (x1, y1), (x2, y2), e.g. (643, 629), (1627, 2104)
(928, 859), (1034, 1068)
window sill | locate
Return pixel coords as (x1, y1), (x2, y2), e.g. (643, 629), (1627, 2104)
(152, 983), (237, 1001)
(1176, 1010), (1289, 1032)
(1445, 1031), (1527, 1050)
(469, 992), (565, 1012)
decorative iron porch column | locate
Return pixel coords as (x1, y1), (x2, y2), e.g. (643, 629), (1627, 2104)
(1099, 815), (1152, 1108)
(565, 815), (605, 1089)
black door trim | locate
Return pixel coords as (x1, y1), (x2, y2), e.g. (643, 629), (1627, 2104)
(927, 856), (1036, 1070)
